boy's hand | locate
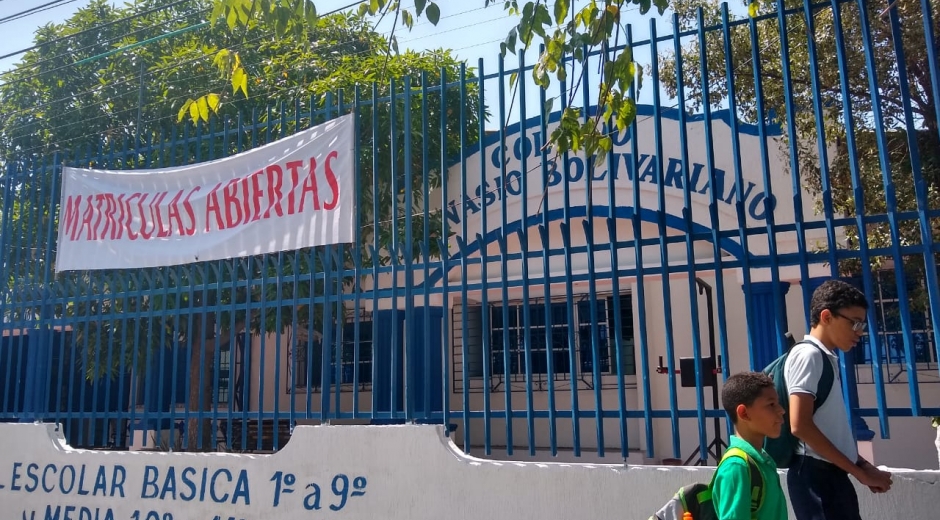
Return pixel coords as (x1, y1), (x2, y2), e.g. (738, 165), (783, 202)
(857, 466), (892, 492)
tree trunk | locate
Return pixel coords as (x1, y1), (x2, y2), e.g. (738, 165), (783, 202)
(186, 296), (217, 452)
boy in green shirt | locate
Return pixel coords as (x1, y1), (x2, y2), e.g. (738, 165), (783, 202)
(712, 372), (788, 520)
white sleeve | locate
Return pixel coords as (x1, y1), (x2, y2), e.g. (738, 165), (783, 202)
(785, 345), (824, 397)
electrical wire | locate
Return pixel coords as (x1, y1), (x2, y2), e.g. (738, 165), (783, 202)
(0, 0), (80, 25)
(0, 0), (201, 64)
(1, 0), (485, 86)
(2, 3), (503, 126)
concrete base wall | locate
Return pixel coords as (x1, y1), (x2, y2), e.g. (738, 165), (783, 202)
(0, 423), (935, 519)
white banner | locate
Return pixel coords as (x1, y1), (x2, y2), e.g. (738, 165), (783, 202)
(56, 114), (355, 272)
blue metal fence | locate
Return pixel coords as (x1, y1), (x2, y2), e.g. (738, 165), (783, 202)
(1, 0), (938, 463)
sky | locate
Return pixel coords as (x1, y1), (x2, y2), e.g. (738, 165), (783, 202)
(0, 0), (751, 126)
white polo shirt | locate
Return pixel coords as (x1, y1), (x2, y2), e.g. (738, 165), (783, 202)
(784, 335), (858, 464)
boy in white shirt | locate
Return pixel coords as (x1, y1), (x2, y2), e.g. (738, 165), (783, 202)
(785, 280), (893, 520)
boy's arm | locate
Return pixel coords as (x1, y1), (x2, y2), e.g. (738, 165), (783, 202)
(789, 393), (862, 475)
(712, 459), (751, 520)
(790, 393), (892, 490)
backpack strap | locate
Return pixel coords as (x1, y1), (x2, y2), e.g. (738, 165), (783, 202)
(710, 447), (766, 516)
(791, 341), (836, 413)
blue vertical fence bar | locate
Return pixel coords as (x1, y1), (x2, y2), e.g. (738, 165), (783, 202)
(627, 24), (655, 459)
(856, 0), (921, 414)
(516, 52), (536, 456)
(799, 0), (843, 333)
(580, 45), (605, 457)
(672, 15), (708, 462)
(370, 83), (382, 424)
(720, 5), (758, 376)
(458, 64), (472, 453)
(829, 0), (890, 425)
(775, 0), (813, 325)
(353, 85), (364, 419)
(747, 15), (788, 364)
(649, 20), (681, 459)
(603, 49), (629, 459)
(558, 67), (582, 457)
(496, 54), (514, 455)
(439, 67), (451, 433)
(537, 64), (559, 456)
(888, 3), (940, 384)
(695, 11), (732, 444)
(389, 79), (401, 423)
(477, 59), (493, 455)
(402, 78), (416, 423)
(420, 72), (432, 424)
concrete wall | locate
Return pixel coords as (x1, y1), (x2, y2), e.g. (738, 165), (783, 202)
(0, 423), (935, 520)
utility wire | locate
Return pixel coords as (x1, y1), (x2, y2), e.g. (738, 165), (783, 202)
(2, 2), (500, 125)
(0, 0), (200, 63)
(0, 0), (79, 25)
(1, 0), (473, 85)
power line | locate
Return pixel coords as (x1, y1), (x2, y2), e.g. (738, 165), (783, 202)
(0, 0), (79, 25)
(0, 8), (209, 88)
(0, 0), (200, 63)
(2, 0), (489, 123)
(1, 0), (370, 85)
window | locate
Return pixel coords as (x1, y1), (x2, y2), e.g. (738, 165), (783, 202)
(289, 319), (373, 392)
(856, 273), (937, 366)
(217, 342), (231, 405)
(484, 294), (636, 388)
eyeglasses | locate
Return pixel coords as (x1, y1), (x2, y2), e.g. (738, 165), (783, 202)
(831, 311), (868, 332)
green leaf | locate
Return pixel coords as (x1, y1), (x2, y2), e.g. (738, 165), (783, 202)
(425, 2), (441, 25)
(231, 66), (248, 97)
(226, 7), (238, 29)
(178, 99), (194, 123)
(189, 98), (200, 124)
(402, 9), (414, 29)
(509, 72), (518, 88)
(543, 96), (555, 116)
(748, 1), (759, 17)
(304, 1), (318, 26)
(197, 96), (210, 122)
(617, 97), (637, 130)
(554, 0), (569, 24)
(503, 28), (518, 55)
(639, 0), (651, 15)
(207, 93), (221, 113)
(415, 0), (427, 16)
(210, 1), (226, 27)
(651, 0), (669, 15)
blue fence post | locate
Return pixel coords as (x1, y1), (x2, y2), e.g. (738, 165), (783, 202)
(747, 281), (790, 370)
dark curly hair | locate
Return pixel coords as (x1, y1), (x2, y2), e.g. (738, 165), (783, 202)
(722, 372), (775, 424)
(810, 280), (868, 327)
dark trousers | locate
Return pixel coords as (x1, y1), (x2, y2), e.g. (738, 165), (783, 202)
(787, 455), (862, 520)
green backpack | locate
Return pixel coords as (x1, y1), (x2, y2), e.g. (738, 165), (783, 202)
(762, 340), (835, 469)
(648, 447), (765, 520)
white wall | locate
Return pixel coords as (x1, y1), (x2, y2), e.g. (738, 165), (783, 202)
(0, 423), (935, 520)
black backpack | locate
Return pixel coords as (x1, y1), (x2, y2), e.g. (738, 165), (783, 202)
(762, 339), (835, 468)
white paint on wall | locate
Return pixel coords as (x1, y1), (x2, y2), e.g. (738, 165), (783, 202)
(1, 423), (935, 520)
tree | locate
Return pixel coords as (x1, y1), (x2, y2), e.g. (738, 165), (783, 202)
(660, 0), (939, 301)
(202, 0), (667, 162)
(0, 0), (478, 449)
